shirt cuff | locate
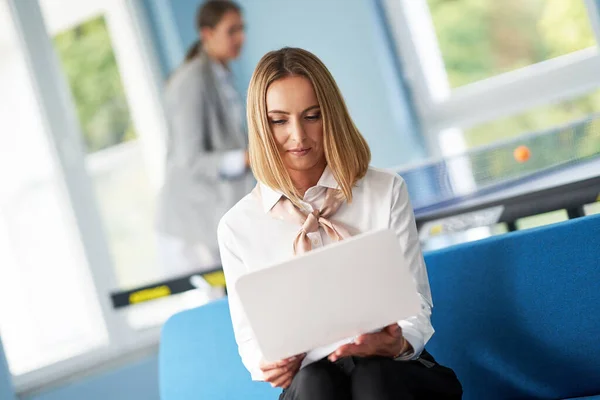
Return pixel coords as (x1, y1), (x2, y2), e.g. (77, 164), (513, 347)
(250, 368), (264, 381)
(220, 150), (246, 179)
(242, 348), (265, 381)
(396, 322), (425, 360)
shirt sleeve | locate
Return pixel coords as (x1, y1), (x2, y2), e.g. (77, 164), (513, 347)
(217, 220), (265, 380)
(219, 150), (247, 179)
(389, 175), (434, 360)
(164, 72), (245, 183)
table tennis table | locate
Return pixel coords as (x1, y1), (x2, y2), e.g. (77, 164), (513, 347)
(407, 155), (600, 231)
(402, 116), (600, 238)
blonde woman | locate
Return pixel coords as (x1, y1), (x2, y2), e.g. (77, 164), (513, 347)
(218, 48), (462, 399)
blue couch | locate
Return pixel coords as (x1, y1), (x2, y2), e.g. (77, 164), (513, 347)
(426, 214), (600, 399)
(159, 214), (600, 399)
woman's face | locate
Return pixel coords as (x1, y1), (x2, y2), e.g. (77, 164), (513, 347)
(266, 75), (326, 177)
(202, 11), (245, 61)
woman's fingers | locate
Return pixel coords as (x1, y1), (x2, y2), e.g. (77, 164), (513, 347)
(261, 354), (306, 384)
(281, 377), (293, 389)
(329, 329), (404, 361)
(328, 343), (363, 361)
(262, 365), (289, 383)
(355, 332), (378, 345)
(384, 323), (402, 337)
(270, 369), (296, 388)
(260, 355), (300, 372)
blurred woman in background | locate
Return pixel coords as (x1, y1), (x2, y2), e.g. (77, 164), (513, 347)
(157, 0), (254, 280)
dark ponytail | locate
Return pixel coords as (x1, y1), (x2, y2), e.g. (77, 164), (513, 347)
(184, 0), (241, 63)
(185, 40), (202, 62)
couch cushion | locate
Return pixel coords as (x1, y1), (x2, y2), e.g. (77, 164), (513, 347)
(159, 298), (278, 400)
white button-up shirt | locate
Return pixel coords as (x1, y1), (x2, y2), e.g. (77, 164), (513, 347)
(217, 166), (434, 380)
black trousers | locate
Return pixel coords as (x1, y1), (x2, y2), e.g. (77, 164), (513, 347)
(280, 350), (462, 400)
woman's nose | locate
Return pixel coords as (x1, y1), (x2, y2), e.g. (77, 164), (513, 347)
(289, 119), (306, 143)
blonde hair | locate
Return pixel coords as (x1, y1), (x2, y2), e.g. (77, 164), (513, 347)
(247, 47), (371, 205)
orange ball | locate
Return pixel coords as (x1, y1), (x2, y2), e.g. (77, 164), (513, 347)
(513, 145), (531, 163)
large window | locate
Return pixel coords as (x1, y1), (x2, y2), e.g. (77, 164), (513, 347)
(429, 0), (596, 89)
(382, 0), (600, 248)
(0, 0), (201, 393)
(0, 0), (108, 381)
(382, 0), (600, 155)
(54, 15), (137, 153)
(39, 1), (168, 326)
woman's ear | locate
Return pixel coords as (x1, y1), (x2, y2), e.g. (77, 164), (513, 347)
(200, 27), (213, 43)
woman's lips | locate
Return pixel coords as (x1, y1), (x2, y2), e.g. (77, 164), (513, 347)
(288, 148), (311, 156)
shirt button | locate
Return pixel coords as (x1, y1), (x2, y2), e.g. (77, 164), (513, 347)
(312, 239), (319, 246)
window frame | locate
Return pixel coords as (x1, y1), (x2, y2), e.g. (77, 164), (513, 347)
(6, 0), (168, 393)
(381, 0), (600, 157)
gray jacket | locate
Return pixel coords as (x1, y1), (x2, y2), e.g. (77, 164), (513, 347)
(156, 53), (254, 249)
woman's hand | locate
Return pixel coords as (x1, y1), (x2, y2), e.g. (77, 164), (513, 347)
(328, 324), (412, 362)
(260, 354), (306, 389)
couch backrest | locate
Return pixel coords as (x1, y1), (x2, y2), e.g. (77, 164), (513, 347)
(424, 214), (600, 400)
(159, 298), (278, 400)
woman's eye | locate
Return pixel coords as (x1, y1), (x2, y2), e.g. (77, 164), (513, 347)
(305, 113), (321, 121)
(270, 119), (286, 125)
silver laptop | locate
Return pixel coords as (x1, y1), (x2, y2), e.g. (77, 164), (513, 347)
(235, 229), (421, 362)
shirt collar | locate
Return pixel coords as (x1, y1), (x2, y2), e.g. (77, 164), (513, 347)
(211, 61), (231, 83)
(259, 166), (339, 213)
